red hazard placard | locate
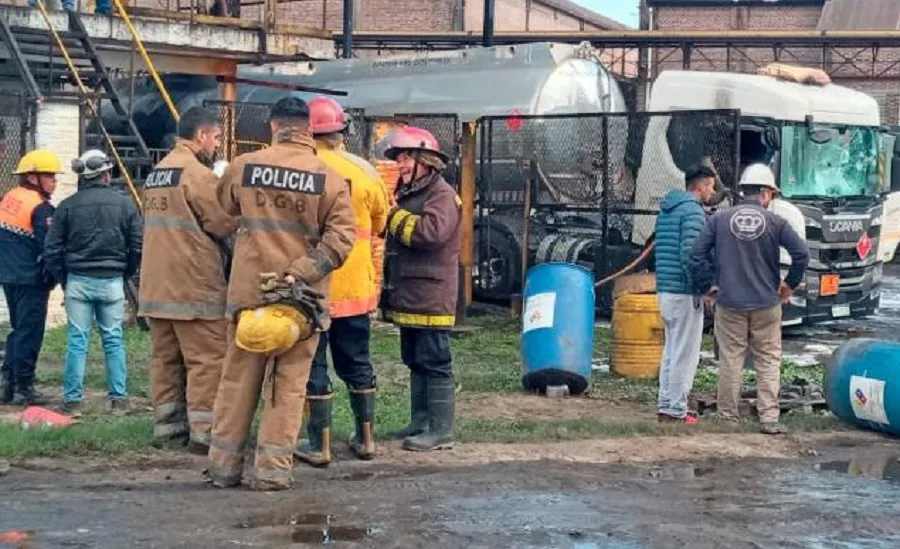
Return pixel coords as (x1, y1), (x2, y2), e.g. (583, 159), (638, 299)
(506, 109), (523, 132)
(857, 232), (872, 260)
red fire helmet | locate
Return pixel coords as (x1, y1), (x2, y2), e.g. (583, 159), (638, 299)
(382, 126), (449, 163)
(308, 96), (347, 135)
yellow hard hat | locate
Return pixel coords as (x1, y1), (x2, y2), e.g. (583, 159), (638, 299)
(235, 304), (313, 356)
(13, 150), (63, 175)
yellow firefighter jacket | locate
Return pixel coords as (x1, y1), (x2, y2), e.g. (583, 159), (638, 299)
(316, 139), (389, 318)
(217, 130), (356, 317)
(138, 139), (238, 320)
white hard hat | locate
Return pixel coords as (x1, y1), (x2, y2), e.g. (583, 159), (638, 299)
(72, 149), (114, 179)
(739, 163), (779, 191)
(212, 160), (229, 178)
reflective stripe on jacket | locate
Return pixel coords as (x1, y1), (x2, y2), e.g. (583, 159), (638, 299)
(316, 140), (389, 318)
(138, 139), (238, 320)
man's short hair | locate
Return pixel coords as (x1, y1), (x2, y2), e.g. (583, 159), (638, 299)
(269, 96), (310, 128)
(177, 107), (220, 140)
(684, 164), (716, 189)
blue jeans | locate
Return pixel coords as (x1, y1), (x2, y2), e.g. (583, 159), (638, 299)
(63, 274), (128, 403)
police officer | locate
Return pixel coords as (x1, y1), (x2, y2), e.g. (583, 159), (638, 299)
(207, 96), (355, 491)
(380, 127), (462, 452)
(0, 150), (61, 405)
(294, 96), (389, 467)
(138, 107), (238, 453)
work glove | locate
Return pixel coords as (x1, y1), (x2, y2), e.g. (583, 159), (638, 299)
(258, 273), (330, 332)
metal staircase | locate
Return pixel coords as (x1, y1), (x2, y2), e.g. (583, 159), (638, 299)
(0, 2), (153, 204)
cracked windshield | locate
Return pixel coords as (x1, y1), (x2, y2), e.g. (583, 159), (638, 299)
(780, 124), (880, 198)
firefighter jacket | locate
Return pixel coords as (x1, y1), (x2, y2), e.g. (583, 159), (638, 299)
(138, 139), (239, 320)
(217, 130), (356, 317)
(382, 171), (462, 328)
(316, 139), (389, 318)
(0, 184), (56, 286)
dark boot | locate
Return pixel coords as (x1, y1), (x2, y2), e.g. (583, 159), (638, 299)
(348, 387), (376, 460)
(294, 393), (332, 468)
(389, 372), (428, 439)
(13, 385), (49, 406)
(402, 376), (455, 452)
(0, 368), (14, 405)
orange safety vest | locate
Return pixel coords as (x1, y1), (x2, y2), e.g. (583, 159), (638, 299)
(0, 186), (44, 238)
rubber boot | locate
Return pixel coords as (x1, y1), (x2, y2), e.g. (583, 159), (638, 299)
(13, 385), (49, 406)
(389, 372), (428, 439)
(402, 376), (455, 452)
(348, 387), (376, 460)
(294, 393), (332, 468)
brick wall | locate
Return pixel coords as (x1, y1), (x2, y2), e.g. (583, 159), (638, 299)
(0, 100), (80, 329)
(652, 6), (824, 75)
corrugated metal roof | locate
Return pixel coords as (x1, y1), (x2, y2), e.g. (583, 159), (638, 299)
(818, 0), (900, 31)
(536, 0), (632, 30)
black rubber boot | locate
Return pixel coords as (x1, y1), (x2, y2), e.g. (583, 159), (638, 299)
(13, 385), (49, 406)
(294, 393), (332, 468)
(348, 387), (376, 460)
(389, 372), (428, 439)
(402, 376), (455, 452)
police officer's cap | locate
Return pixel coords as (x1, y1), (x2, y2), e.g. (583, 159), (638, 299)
(269, 97), (310, 121)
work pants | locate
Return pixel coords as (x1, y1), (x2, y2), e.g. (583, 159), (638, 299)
(400, 328), (452, 378)
(307, 314), (375, 396)
(2, 284), (50, 390)
(148, 317), (227, 446)
(208, 322), (317, 489)
(657, 293), (704, 419)
(714, 305), (782, 424)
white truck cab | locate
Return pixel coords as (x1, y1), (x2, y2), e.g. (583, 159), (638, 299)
(633, 68), (899, 325)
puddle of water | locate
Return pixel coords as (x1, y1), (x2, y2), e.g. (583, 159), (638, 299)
(237, 512), (330, 529)
(647, 465), (715, 481)
(816, 455), (900, 483)
(801, 534), (900, 549)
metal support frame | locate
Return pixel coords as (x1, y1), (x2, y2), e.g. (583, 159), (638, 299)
(483, 0), (495, 48)
(0, 18), (42, 101)
(334, 30), (900, 82)
(342, 0), (353, 59)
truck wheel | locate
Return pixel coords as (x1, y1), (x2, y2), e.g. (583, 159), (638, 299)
(473, 226), (521, 301)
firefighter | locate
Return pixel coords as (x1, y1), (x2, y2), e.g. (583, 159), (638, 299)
(0, 150), (61, 405)
(207, 96), (355, 491)
(138, 107), (238, 453)
(380, 127), (462, 452)
(294, 96), (389, 467)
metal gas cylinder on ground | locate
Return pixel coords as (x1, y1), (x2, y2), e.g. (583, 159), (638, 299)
(826, 338), (900, 437)
(520, 262), (595, 396)
(610, 274), (664, 379)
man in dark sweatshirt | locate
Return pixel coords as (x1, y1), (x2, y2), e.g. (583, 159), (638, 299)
(690, 163), (809, 434)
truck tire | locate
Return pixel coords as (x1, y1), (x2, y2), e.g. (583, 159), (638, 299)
(473, 224), (521, 301)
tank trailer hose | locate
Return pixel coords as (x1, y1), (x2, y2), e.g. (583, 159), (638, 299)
(593, 241), (656, 289)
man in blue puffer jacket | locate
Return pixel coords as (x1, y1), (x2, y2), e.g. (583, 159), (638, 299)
(654, 164), (717, 423)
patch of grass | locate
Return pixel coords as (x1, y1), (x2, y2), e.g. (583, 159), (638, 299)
(0, 416), (153, 458)
(0, 313), (844, 458)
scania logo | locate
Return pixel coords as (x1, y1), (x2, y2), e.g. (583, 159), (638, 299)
(828, 219), (866, 233)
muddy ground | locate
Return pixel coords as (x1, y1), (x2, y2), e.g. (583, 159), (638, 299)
(4, 270), (900, 548)
(3, 432), (900, 549)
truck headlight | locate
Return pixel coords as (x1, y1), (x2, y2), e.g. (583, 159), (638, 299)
(790, 295), (807, 308)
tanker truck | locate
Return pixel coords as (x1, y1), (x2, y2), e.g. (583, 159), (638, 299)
(632, 68), (900, 326)
(108, 42), (634, 307)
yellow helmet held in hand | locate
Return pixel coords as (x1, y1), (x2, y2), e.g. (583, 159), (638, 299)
(13, 150), (63, 175)
(235, 304), (313, 356)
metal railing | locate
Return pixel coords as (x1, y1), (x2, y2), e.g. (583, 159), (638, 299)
(33, 0), (143, 207)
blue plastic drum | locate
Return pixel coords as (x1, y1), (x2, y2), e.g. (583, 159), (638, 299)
(521, 262), (595, 395)
(826, 338), (900, 437)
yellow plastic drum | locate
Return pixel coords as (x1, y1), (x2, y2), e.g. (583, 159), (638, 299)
(610, 292), (664, 379)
